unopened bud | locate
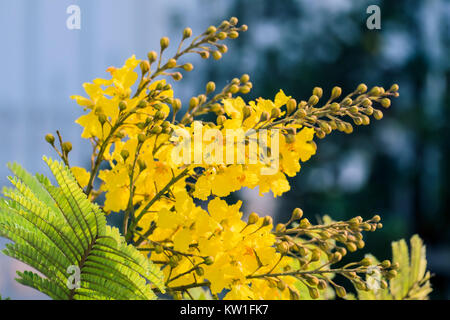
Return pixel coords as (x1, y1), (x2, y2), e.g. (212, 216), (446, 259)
(160, 37), (169, 50)
(243, 105), (252, 119)
(240, 74), (250, 83)
(262, 216), (273, 227)
(313, 87), (323, 99)
(217, 115), (226, 126)
(271, 107), (281, 119)
(120, 150), (129, 160)
(228, 31), (239, 39)
(204, 256), (214, 265)
(308, 287), (319, 299)
(369, 86), (381, 96)
(390, 84), (399, 92)
(335, 285), (347, 298)
(247, 212), (259, 225)
(182, 27), (192, 39)
(206, 81), (216, 93)
(229, 17), (238, 26)
(119, 101), (127, 112)
(189, 97), (199, 110)
(373, 109), (383, 120)
(287, 98), (297, 114)
(62, 142), (72, 154)
(381, 98), (391, 108)
(259, 111), (269, 122)
(182, 63), (194, 72)
(172, 72), (182, 81)
(140, 60), (150, 74)
(308, 95), (319, 106)
(195, 266), (204, 276)
(166, 58), (177, 69)
(147, 51), (157, 63)
(331, 86), (342, 100)
(45, 134), (55, 145)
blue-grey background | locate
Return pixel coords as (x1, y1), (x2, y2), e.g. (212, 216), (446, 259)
(0, 0), (449, 299)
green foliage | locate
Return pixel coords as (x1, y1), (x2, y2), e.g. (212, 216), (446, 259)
(0, 157), (165, 300)
(0, 294), (10, 300)
(357, 235), (432, 300)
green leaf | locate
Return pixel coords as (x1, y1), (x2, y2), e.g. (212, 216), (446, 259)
(0, 157), (165, 300)
(356, 234), (432, 300)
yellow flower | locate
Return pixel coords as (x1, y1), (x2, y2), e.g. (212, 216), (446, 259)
(70, 166), (90, 188)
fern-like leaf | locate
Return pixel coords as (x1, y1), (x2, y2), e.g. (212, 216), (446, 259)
(357, 234), (432, 300)
(0, 157), (165, 300)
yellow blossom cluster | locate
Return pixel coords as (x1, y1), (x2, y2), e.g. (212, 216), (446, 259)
(53, 17), (400, 300)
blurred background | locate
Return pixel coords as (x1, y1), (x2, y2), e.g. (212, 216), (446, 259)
(0, 0), (449, 299)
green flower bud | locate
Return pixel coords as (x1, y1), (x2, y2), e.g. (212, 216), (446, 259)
(270, 107), (281, 119)
(294, 109), (307, 119)
(45, 134), (55, 145)
(369, 86), (381, 96)
(140, 60), (150, 74)
(381, 98), (391, 108)
(138, 134), (147, 143)
(228, 31), (239, 39)
(330, 102), (340, 112)
(286, 98), (297, 114)
(390, 84), (399, 92)
(172, 98), (182, 113)
(204, 256), (214, 265)
(199, 51), (210, 59)
(313, 87), (323, 98)
(308, 95), (319, 106)
(120, 150), (129, 161)
(98, 114), (107, 125)
(189, 97), (199, 110)
(138, 159), (147, 171)
(119, 101), (127, 112)
(147, 51), (157, 63)
(151, 125), (163, 134)
(346, 242), (357, 252)
(247, 212), (259, 225)
(277, 280), (286, 291)
(229, 17), (238, 26)
(206, 81), (216, 93)
(373, 109), (383, 120)
(356, 83), (368, 93)
(160, 37), (169, 50)
(259, 111), (270, 122)
(262, 216), (273, 227)
(195, 266), (204, 276)
(171, 72), (182, 81)
(217, 115), (226, 126)
(331, 86), (342, 100)
(182, 63), (194, 72)
(308, 287), (319, 299)
(206, 26), (217, 35)
(240, 74), (250, 83)
(182, 27), (192, 39)
(212, 51), (222, 60)
(310, 249), (321, 262)
(62, 142), (72, 154)
(335, 285), (346, 298)
(166, 58), (177, 69)
(318, 280), (327, 290)
(243, 105), (252, 119)
(381, 260), (391, 268)
(360, 257), (372, 266)
(217, 32), (227, 40)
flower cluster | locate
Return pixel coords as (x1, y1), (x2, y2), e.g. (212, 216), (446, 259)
(47, 17), (400, 300)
